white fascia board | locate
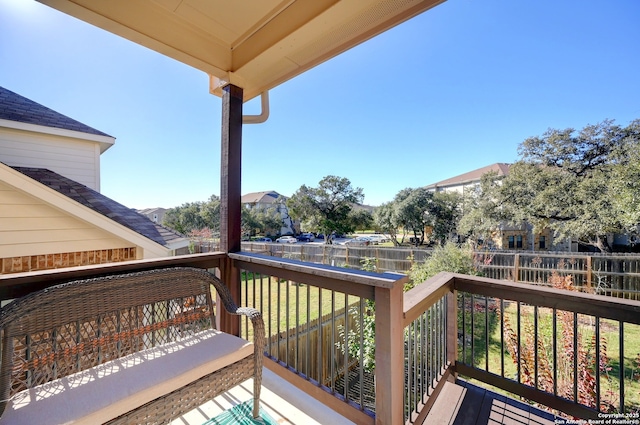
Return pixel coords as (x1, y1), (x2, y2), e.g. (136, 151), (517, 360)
(0, 119), (116, 153)
(0, 164), (168, 257)
(164, 238), (191, 250)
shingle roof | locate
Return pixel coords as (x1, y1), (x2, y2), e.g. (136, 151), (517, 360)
(426, 163), (511, 189)
(0, 86), (111, 137)
(12, 166), (184, 246)
(241, 190), (284, 204)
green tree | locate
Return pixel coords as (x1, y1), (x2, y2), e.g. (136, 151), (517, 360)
(462, 119), (640, 252)
(394, 187), (433, 246)
(373, 202), (402, 246)
(242, 203), (283, 237)
(287, 175), (364, 243)
(610, 119), (640, 235)
(374, 189), (462, 247)
(429, 191), (462, 245)
(163, 195), (220, 234)
(349, 208), (374, 232)
(457, 171), (509, 245)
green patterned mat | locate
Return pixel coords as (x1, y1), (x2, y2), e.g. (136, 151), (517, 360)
(203, 401), (278, 425)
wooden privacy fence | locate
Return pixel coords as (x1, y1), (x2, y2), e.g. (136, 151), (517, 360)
(476, 251), (640, 300)
(240, 243), (640, 300)
(241, 242), (431, 272)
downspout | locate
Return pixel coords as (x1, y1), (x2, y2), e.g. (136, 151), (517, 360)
(242, 91), (269, 124)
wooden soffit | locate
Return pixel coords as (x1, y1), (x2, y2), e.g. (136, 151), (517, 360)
(37, 0), (445, 101)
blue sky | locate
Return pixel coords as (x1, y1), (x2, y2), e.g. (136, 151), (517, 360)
(1, 0), (639, 209)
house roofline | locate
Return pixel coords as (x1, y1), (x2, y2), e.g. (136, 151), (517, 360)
(0, 163), (169, 257)
(0, 119), (115, 154)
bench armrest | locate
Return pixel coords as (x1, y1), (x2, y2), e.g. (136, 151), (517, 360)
(207, 274), (265, 405)
(209, 273), (265, 417)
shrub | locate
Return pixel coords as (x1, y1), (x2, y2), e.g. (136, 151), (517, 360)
(406, 242), (479, 290)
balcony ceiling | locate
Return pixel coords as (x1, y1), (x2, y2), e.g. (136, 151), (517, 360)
(38, 0), (445, 101)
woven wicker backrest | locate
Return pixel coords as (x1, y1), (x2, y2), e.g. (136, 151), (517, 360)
(0, 267), (220, 408)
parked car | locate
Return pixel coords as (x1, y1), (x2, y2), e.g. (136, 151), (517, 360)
(367, 235), (385, 244)
(297, 232), (315, 242)
(344, 236), (372, 246)
(254, 237), (272, 242)
(276, 236), (297, 244)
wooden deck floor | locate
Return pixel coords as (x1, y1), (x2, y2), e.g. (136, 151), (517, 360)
(423, 380), (558, 425)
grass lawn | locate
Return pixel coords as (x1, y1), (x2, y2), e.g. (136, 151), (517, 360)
(239, 272), (361, 339)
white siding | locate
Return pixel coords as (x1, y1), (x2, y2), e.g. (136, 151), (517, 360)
(0, 127), (100, 190)
(0, 182), (133, 257)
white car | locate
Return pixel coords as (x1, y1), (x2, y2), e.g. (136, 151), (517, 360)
(276, 236), (297, 244)
(366, 235), (385, 244)
(344, 236), (372, 246)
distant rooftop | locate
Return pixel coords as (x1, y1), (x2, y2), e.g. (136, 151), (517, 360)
(426, 163), (511, 189)
(241, 191), (285, 204)
(12, 166), (184, 247)
(0, 86), (111, 137)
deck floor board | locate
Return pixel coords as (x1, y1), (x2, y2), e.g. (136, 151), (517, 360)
(422, 380), (557, 425)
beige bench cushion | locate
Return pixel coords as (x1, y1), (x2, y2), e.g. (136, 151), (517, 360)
(1, 329), (253, 425)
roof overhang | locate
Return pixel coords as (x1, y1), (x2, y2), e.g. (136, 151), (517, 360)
(0, 119), (115, 153)
(0, 163), (170, 257)
(37, 0), (445, 102)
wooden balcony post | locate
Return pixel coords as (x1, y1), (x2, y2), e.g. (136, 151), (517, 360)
(446, 288), (458, 381)
(375, 281), (404, 425)
(219, 83), (243, 336)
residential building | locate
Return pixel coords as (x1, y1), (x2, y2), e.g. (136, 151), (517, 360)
(138, 207), (168, 224)
(0, 86), (189, 274)
(425, 162), (511, 195)
(425, 163), (568, 251)
(241, 190), (297, 236)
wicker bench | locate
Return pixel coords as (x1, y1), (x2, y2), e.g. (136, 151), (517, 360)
(0, 267), (265, 425)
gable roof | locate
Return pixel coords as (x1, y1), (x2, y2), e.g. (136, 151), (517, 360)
(426, 163), (511, 190)
(0, 86), (111, 138)
(11, 166), (185, 247)
(241, 190), (285, 204)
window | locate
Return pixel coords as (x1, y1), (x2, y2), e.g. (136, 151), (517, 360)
(539, 236), (546, 250)
(508, 235), (515, 249)
(516, 235), (523, 249)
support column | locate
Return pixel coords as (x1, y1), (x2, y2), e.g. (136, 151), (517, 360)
(375, 281), (404, 424)
(219, 84), (243, 336)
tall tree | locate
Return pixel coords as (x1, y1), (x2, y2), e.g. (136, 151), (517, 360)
(287, 175), (364, 243)
(163, 195), (220, 235)
(373, 202), (402, 246)
(349, 208), (374, 232)
(394, 187), (433, 246)
(429, 191), (462, 245)
(458, 171), (509, 245)
(462, 119), (640, 252)
(241, 203), (283, 237)
(610, 119), (640, 236)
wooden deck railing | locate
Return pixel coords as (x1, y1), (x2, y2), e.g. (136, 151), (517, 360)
(0, 252), (226, 301)
(3, 253), (639, 424)
(452, 273), (640, 419)
(403, 271), (640, 419)
(402, 273), (457, 424)
(231, 252), (408, 425)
